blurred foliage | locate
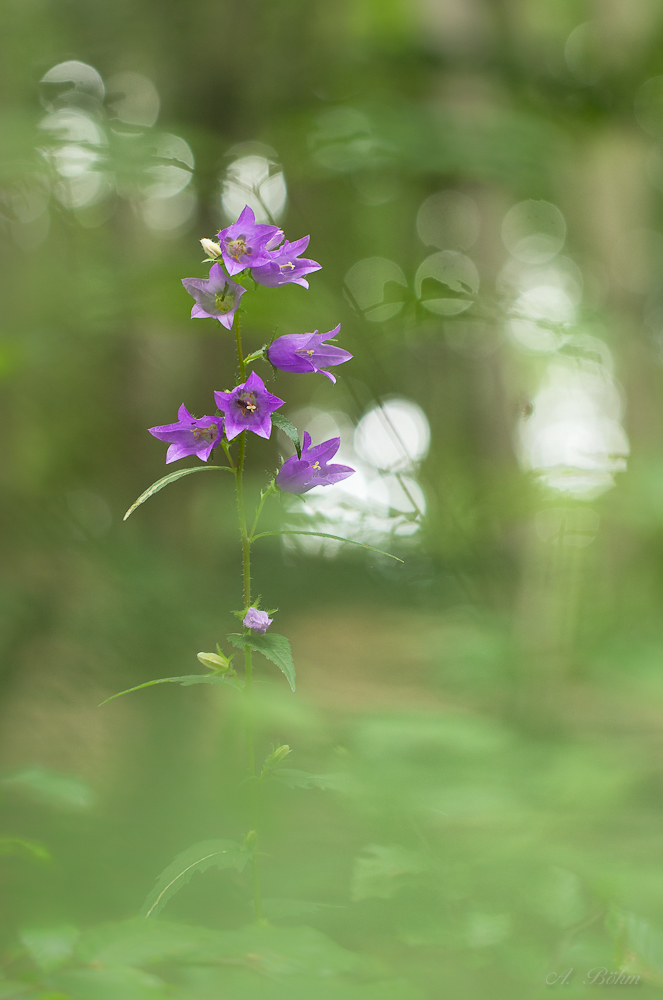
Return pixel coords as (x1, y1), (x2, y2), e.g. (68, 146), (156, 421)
(4, 0), (663, 997)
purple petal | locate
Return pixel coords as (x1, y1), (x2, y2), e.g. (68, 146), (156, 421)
(165, 441), (193, 464)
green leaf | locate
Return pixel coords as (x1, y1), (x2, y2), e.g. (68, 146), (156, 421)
(75, 920), (360, 983)
(270, 769), (349, 791)
(260, 898), (343, 919)
(20, 926), (79, 971)
(0, 837), (51, 862)
(271, 412), (301, 458)
(251, 530), (404, 562)
(48, 965), (169, 1000)
(100, 673), (242, 706)
(228, 633), (296, 691)
(1, 768), (95, 810)
(76, 919), (229, 967)
(123, 465), (233, 520)
(351, 844), (430, 902)
(140, 840), (249, 919)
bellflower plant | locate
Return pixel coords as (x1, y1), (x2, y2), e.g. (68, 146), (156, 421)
(267, 325), (352, 382)
(149, 405), (223, 464)
(214, 370), (284, 441)
(277, 432), (355, 494)
(182, 263), (246, 329)
(115, 204), (401, 926)
(243, 608), (272, 633)
(252, 236), (321, 289)
(216, 205), (282, 276)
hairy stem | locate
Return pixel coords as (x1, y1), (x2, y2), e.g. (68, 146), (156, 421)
(233, 316), (263, 921)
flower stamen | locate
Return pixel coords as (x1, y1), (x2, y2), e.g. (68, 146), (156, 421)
(225, 236), (251, 261)
(214, 293), (233, 314)
(191, 426), (215, 441)
(237, 393), (258, 414)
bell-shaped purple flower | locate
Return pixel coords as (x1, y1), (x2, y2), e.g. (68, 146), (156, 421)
(267, 325), (352, 384)
(181, 264), (246, 330)
(252, 236), (321, 290)
(214, 370), (284, 441)
(149, 405), (223, 464)
(216, 205), (282, 277)
(276, 432), (354, 494)
(243, 608), (272, 633)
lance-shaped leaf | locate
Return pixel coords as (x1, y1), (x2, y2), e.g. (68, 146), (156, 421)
(228, 632), (296, 691)
(271, 412), (302, 458)
(123, 465), (233, 521)
(140, 840), (249, 919)
(100, 673), (242, 706)
(252, 530), (404, 562)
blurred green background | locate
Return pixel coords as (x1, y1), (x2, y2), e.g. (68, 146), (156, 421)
(5, 0), (663, 997)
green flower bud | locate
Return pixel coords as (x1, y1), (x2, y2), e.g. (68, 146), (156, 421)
(197, 651), (231, 672)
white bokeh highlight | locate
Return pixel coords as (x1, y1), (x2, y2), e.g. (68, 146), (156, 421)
(221, 149), (287, 224)
(517, 339), (629, 499)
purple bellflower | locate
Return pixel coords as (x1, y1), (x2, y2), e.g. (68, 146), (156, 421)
(181, 263), (246, 330)
(276, 432), (354, 494)
(216, 205), (282, 277)
(214, 370), (284, 441)
(267, 325), (352, 384)
(149, 405), (223, 464)
(243, 608), (272, 633)
(252, 236), (321, 289)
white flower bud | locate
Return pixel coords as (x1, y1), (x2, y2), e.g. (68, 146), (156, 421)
(200, 238), (222, 259)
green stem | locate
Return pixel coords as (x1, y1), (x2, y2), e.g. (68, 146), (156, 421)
(222, 439), (236, 470)
(233, 315), (263, 921)
(235, 311), (246, 381)
(249, 484), (275, 541)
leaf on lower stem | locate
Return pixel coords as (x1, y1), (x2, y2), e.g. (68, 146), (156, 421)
(123, 465), (233, 520)
(228, 633), (296, 691)
(100, 673), (242, 706)
(140, 840), (249, 919)
(271, 412), (302, 458)
(251, 530), (404, 562)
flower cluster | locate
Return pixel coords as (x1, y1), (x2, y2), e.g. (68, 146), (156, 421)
(182, 206), (322, 330)
(150, 204), (355, 495)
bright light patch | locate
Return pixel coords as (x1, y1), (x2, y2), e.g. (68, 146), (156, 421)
(221, 150), (286, 223)
(354, 399), (430, 472)
(517, 346), (629, 499)
(502, 200), (566, 265)
(106, 72), (160, 129)
(344, 257), (407, 322)
(145, 134), (194, 199)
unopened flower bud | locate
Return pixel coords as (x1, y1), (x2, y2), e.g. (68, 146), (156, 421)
(200, 238), (222, 259)
(270, 744), (291, 766)
(197, 651), (231, 672)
